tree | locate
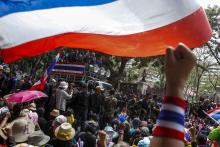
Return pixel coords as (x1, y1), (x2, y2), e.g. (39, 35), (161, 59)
(205, 6), (220, 65)
(184, 6), (220, 101)
(102, 56), (130, 86)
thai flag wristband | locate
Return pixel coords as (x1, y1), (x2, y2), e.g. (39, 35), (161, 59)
(153, 96), (186, 141)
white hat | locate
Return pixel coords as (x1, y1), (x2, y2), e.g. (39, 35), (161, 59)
(55, 123), (75, 141)
(10, 118), (35, 143)
(59, 81), (68, 90)
(52, 115), (67, 129)
(19, 109), (30, 117)
(51, 78), (57, 83)
(28, 130), (50, 146)
(50, 109), (60, 117)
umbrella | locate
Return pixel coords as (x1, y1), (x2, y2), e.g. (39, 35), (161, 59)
(6, 90), (47, 103)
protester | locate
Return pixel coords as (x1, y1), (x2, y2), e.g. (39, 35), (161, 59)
(50, 123), (75, 147)
(56, 81), (73, 113)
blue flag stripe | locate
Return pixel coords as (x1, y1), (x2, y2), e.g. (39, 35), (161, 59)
(46, 55), (58, 75)
(0, 0), (115, 17)
(53, 65), (85, 72)
(210, 112), (220, 122)
(158, 110), (185, 126)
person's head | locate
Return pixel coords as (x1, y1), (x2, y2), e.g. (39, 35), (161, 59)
(37, 107), (45, 117)
(50, 109), (60, 119)
(11, 118), (35, 143)
(104, 125), (119, 143)
(54, 123), (75, 141)
(132, 118), (141, 129)
(84, 121), (99, 135)
(110, 88), (115, 95)
(196, 133), (207, 145)
(12, 104), (22, 119)
(104, 126), (114, 140)
(140, 127), (150, 137)
(19, 109), (30, 118)
(52, 115), (67, 131)
(79, 81), (87, 91)
(49, 78), (57, 85)
(58, 81), (68, 90)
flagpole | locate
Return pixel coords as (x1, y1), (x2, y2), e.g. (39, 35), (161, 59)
(202, 110), (220, 125)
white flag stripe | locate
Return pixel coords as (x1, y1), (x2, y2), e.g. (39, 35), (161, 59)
(161, 104), (185, 116)
(55, 64), (85, 68)
(0, 0), (200, 49)
(157, 120), (185, 132)
(208, 109), (220, 116)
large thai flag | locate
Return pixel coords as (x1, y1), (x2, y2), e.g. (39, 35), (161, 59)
(30, 52), (60, 90)
(206, 107), (220, 124)
(0, 0), (212, 63)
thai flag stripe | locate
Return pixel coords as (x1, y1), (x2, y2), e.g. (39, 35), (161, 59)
(43, 53), (60, 80)
(158, 110), (185, 126)
(161, 103), (185, 116)
(0, 0), (212, 63)
(0, 0), (115, 17)
(30, 52), (60, 90)
(206, 107), (220, 123)
(164, 96), (186, 109)
(153, 96), (186, 141)
(153, 126), (184, 141)
(207, 107), (220, 115)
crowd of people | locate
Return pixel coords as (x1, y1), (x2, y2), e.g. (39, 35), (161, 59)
(0, 44), (219, 147)
(60, 49), (103, 67)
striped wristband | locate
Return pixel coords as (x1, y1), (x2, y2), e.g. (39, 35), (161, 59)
(153, 96), (186, 141)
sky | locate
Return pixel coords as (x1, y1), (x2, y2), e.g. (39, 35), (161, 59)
(200, 0), (220, 8)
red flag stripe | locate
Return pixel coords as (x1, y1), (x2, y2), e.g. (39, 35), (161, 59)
(153, 126), (185, 141)
(1, 8), (211, 63)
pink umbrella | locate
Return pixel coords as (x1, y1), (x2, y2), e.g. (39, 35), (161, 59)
(6, 90), (48, 103)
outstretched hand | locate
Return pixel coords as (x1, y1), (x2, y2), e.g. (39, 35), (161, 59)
(165, 43), (196, 98)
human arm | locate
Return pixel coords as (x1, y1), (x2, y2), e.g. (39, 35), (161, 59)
(62, 90), (73, 100)
(97, 130), (107, 147)
(150, 43), (196, 147)
(0, 112), (11, 128)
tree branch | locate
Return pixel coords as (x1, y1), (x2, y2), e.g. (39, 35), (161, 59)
(206, 43), (220, 65)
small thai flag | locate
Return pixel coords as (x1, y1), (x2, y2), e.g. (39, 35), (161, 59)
(30, 52), (61, 91)
(206, 107), (220, 124)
